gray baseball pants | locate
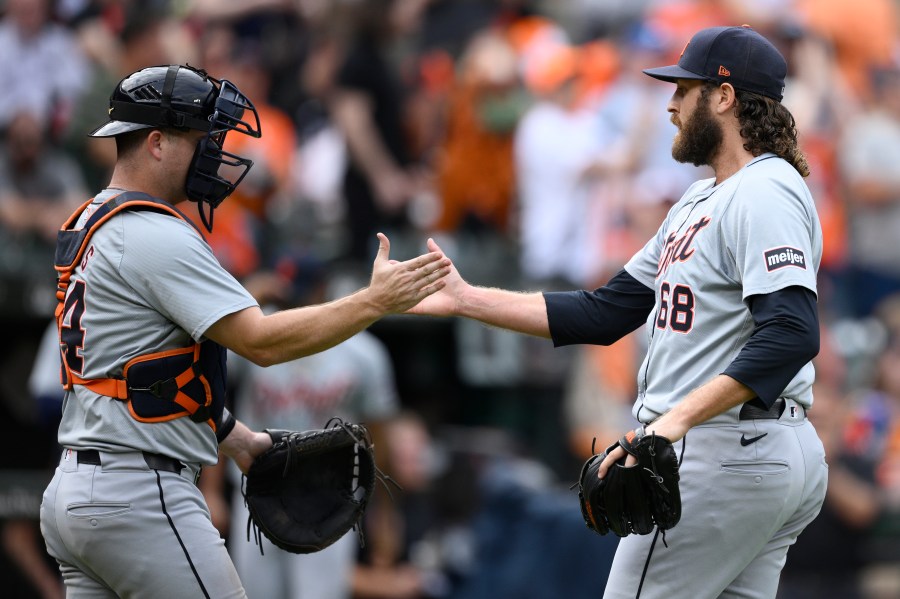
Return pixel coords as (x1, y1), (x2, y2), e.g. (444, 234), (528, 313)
(603, 400), (828, 599)
(41, 448), (247, 598)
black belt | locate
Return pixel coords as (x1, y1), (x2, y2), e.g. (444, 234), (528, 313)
(76, 449), (185, 474)
(739, 398), (786, 420)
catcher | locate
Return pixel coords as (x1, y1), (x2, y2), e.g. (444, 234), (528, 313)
(40, 63), (449, 599)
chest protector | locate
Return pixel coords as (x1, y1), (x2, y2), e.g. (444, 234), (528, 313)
(55, 191), (226, 433)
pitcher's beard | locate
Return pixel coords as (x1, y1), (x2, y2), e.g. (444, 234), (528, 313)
(671, 100), (723, 167)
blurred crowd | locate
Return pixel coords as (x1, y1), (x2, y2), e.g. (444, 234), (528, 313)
(3, 0), (900, 597)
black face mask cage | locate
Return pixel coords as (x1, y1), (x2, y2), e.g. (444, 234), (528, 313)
(211, 80), (262, 137)
(186, 140), (255, 232)
(184, 77), (262, 232)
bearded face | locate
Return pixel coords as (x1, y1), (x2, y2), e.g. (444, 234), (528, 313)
(671, 87), (723, 167)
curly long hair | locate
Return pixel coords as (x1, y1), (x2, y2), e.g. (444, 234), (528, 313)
(732, 89), (810, 177)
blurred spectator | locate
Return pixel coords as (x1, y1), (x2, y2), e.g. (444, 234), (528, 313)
(62, 2), (174, 192)
(403, 0), (528, 170)
(0, 110), (86, 317)
(0, 0), (90, 134)
(860, 295), (900, 596)
(836, 66), (900, 317)
(187, 0), (297, 21)
(283, 21), (351, 258)
(0, 6), (89, 593)
(564, 338), (643, 461)
(640, 0), (733, 59)
(416, 0), (507, 58)
(194, 4), (337, 261)
(506, 31), (612, 472)
(571, 38), (619, 112)
(781, 296), (900, 598)
(200, 253), (401, 599)
(433, 29), (523, 235)
(289, 25), (347, 239)
(583, 22), (709, 278)
(716, 0), (801, 31)
(1, 516), (64, 599)
(513, 41), (602, 288)
(187, 0), (311, 132)
(779, 376), (881, 598)
(192, 26), (297, 278)
(795, 0), (898, 103)
(568, 0), (651, 39)
(353, 411), (462, 599)
(446, 426), (618, 599)
(330, 0), (434, 263)
(774, 22), (851, 317)
(0, 320), (65, 599)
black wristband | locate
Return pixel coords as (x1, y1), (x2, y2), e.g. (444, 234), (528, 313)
(216, 408), (237, 443)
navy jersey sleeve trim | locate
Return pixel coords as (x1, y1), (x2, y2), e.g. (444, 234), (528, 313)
(544, 269), (656, 347)
(724, 286), (819, 407)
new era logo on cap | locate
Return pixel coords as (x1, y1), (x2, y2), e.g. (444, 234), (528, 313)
(643, 25), (787, 101)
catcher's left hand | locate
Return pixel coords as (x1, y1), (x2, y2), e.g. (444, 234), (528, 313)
(576, 427), (681, 537)
(243, 419), (378, 554)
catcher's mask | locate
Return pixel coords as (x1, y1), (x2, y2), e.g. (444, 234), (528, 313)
(90, 64), (262, 231)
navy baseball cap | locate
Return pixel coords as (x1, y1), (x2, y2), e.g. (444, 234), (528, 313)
(643, 25), (787, 101)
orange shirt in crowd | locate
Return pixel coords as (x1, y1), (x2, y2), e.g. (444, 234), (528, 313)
(435, 81), (516, 232)
(797, 0), (898, 99)
(189, 103), (296, 278)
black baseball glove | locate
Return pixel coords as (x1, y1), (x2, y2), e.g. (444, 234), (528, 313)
(576, 427), (681, 537)
(243, 419), (378, 554)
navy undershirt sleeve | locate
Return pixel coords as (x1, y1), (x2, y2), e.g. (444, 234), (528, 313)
(544, 269), (656, 347)
(723, 286), (819, 407)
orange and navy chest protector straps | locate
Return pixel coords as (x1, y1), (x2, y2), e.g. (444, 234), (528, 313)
(55, 191), (235, 442)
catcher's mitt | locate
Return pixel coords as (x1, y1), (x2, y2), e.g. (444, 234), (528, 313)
(243, 419), (379, 554)
(576, 427), (681, 537)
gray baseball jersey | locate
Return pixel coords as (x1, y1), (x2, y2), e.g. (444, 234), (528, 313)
(624, 153), (822, 425)
(56, 189), (258, 466)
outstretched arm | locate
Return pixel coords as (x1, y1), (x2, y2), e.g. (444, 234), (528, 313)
(406, 238), (552, 338)
(206, 233), (451, 366)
